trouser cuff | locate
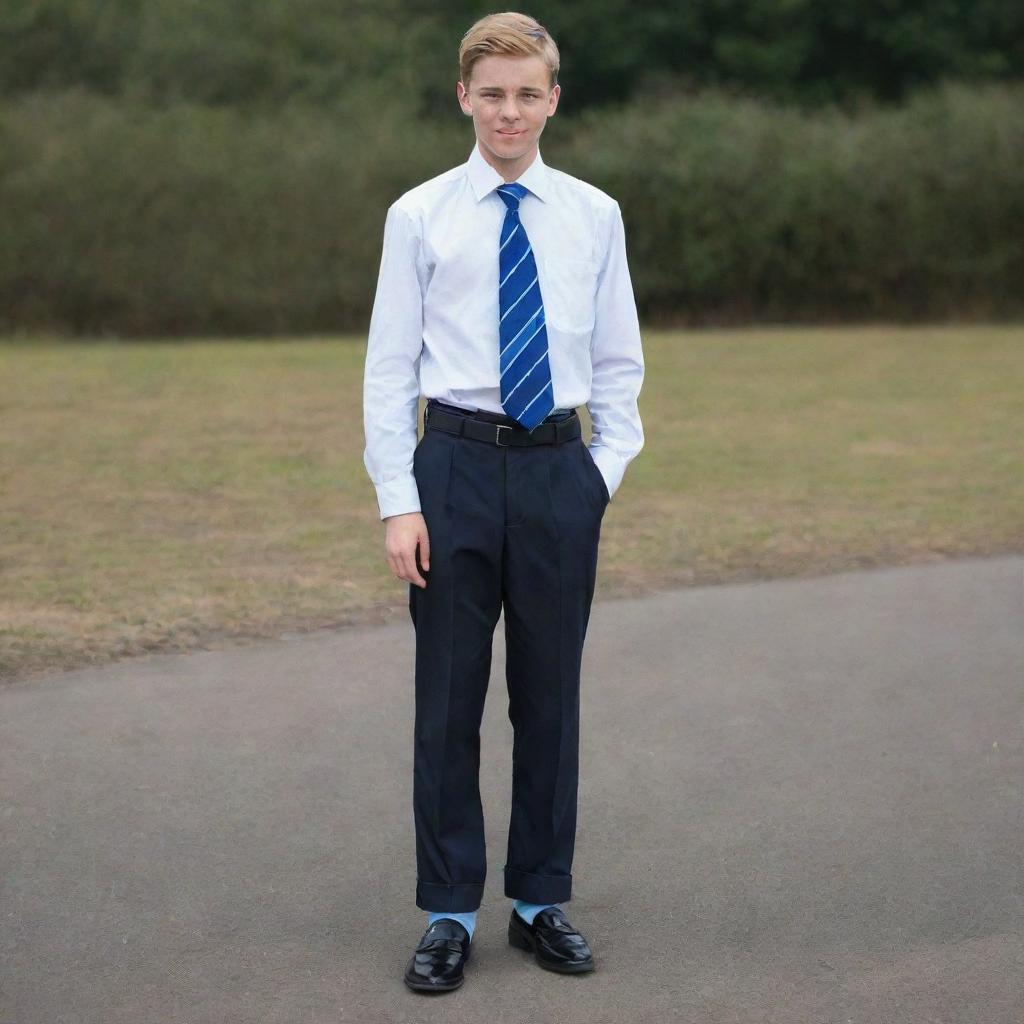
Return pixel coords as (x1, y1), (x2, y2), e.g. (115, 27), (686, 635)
(503, 865), (572, 904)
(416, 879), (485, 912)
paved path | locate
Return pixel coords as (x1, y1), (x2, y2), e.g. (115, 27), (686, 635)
(2, 555), (1022, 1024)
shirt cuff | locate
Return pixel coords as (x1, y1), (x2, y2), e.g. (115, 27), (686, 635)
(588, 444), (626, 502)
(375, 473), (422, 521)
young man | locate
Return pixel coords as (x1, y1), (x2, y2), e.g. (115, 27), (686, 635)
(362, 11), (644, 993)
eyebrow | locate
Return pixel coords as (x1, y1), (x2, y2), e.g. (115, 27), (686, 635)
(476, 86), (545, 93)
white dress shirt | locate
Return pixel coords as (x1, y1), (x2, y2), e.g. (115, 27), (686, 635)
(362, 140), (645, 521)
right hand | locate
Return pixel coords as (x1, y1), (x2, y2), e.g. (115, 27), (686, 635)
(384, 511), (430, 588)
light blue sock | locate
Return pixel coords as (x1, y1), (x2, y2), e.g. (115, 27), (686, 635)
(513, 899), (559, 925)
(426, 909), (477, 940)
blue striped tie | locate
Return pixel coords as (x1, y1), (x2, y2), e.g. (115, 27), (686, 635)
(496, 182), (555, 431)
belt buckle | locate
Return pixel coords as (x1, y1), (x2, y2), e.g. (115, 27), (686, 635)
(495, 424), (513, 447)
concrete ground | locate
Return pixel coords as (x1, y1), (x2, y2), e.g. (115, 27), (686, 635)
(2, 554), (1022, 1024)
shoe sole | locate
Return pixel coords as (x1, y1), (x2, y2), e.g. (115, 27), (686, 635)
(508, 918), (596, 974)
(403, 973), (465, 993)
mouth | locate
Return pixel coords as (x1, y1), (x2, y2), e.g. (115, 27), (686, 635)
(498, 130), (524, 136)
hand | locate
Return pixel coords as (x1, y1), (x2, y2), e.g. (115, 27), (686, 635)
(384, 511), (430, 588)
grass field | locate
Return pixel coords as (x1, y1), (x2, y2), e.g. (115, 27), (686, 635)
(1, 325), (1022, 684)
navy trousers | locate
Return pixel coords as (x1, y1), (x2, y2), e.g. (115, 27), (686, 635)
(409, 399), (610, 912)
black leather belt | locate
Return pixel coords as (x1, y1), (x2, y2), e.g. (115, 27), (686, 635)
(424, 401), (581, 447)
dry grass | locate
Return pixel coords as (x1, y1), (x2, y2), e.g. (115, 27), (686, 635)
(1, 325), (1022, 684)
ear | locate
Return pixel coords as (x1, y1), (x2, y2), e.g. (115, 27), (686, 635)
(456, 81), (472, 116)
(547, 84), (560, 117)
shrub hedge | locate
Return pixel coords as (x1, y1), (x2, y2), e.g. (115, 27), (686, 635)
(1, 79), (1021, 336)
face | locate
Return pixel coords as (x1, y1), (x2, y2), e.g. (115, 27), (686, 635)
(456, 54), (560, 181)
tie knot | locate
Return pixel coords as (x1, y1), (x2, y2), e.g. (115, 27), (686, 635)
(496, 182), (530, 211)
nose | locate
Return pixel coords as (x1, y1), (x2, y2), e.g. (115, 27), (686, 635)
(500, 96), (522, 122)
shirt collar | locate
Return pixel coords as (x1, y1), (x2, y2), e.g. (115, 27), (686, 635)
(467, 140), (550, 204)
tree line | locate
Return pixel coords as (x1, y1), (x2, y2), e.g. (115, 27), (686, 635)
(2, 0), (1022, 112)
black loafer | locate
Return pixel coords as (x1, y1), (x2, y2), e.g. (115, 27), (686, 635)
(403, 918), (472, 993)
(508, 906), (595, 973)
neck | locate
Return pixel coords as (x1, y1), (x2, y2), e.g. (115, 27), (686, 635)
(478, 139), (539, 184)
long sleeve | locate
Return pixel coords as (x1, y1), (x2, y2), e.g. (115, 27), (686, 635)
(586, 201), (645, 500)
(362, 203), (426, 520)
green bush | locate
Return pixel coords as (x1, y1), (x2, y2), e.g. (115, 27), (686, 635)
(0, 90), (467, 334)
(1, 80), (1022, 336)
(554, 79), (1024, 322)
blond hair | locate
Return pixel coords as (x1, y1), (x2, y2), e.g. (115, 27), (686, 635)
(459, 12), (560, 90)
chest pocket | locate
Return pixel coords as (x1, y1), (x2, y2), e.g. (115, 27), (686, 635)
(541, 256), (600, 334)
